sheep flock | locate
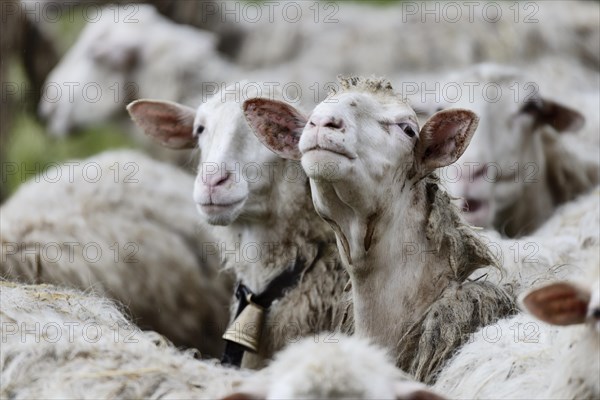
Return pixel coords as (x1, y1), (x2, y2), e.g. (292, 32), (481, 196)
(1, 1), (599, 399)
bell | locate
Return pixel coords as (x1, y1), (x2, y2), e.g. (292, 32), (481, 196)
(222, 296), (264, 353)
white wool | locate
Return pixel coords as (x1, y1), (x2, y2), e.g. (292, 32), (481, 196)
(234, 1), (598, 77)
(0, 281), (246, 399)
(471, 187), (600, 295)
(238, 334), (438, 400)
(436, 190), (600, 398)
(435, 262), (600, 399)
(0, 150), (232, 357)
(1, 281), (431, 400)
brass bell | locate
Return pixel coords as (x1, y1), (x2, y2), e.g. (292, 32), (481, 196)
(222, 294), (264, 353)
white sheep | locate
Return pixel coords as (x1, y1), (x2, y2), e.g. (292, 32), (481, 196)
(0, 149), (232, 357)
(0, 281), (442, 400)
(434, 259), (600, 399)
(429, 63), (599, 237)
(38, 4), (227, 137)
(126, 82), (350, 370)
(243, 75), (515, 383)
(36, 4), (232, 166)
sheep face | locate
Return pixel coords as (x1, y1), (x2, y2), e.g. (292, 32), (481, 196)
(127, 88), (291, 227)
(191, 95), (285, 226)
(436, 65), (584, 231)
(299, 92), (419, 191)
(244, 79), (478, 220)
(38, 16), (136, 136)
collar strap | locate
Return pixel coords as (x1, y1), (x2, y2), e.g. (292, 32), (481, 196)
(236, 253), (308, 310)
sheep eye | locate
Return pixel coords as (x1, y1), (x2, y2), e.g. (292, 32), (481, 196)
(195, 125), (205, 136)
(398, 123), (416, 138)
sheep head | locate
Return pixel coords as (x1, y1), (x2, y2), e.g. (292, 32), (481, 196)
(127, 83), (302, 226)
(221, 335), (446, 400)
(243, 76), (478, 219)
(434, 64), (586, 233)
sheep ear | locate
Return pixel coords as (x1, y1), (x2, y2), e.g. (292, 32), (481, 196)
(521, 282), (591, 326)
(519, 98), (585, 133)
(243, 98), (307, 161)
(127, 99), (197, 149)
(395, 381), (447, 400)
(415, 109), (479, 176)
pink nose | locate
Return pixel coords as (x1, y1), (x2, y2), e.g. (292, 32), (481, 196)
(204, 171), (230, 188)
(308, 115), (344, 130)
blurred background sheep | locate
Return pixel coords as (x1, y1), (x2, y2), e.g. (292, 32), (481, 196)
(1, 0), (599, 398)
(3, 1), (598, 198)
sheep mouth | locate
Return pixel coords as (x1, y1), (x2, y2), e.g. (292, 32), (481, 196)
(199, 198), (245, 210)
(303, 145), (356, 160)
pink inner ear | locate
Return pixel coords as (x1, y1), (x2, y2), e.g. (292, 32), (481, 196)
(424, 120), (462, 157)
(419, 109), (478, 171)
(127, 100), (196, 149)
(243, 99), (306, 160)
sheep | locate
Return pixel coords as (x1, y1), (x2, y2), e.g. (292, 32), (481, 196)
(126, 82), (351, 370)
(1, 281), (442, 400)
(0, 149), (232, 357)
(37, 4), (220, 136)
(37, 3), (321, 136)
(433, 258), (600, 399)
(243, 75), (515, 383)
(37, 4), (232, 165)
(427, 63), (599, 237)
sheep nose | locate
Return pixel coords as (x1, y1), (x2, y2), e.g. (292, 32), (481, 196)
(309, 115), (344, 131)
(204, 171), (231, 188)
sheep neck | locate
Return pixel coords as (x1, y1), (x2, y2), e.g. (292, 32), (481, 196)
(220, 181), (332, 295)
(312, 176), (455, 354)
